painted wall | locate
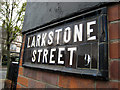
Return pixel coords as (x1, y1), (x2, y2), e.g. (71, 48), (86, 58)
(22, 2), (108, 33)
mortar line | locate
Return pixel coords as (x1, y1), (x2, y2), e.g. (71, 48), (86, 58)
(18, 74), (59, 87)
(109, 19), (120, 24)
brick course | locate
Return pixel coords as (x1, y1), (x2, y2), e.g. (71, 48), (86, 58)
(42, 71), (59, 86)
(109, 42), (120, 59)
(18, 67), (23, 75)
(109, 22), (120, 40)
(36, 70), (43, 81)
(59, 75), (71, 88)
(28, 79), (45, 88)
(108, 4), (120, 21)
(23, 68), (38, 80)
(110, 60), (120, 80)
(59, 75), (95, 88)
(16, 84), (21, 88)
(96, 81), (120, 89)
(17, 76), (28, 87)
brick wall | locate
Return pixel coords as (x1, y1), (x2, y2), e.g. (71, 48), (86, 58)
(16, 4), (120, 89)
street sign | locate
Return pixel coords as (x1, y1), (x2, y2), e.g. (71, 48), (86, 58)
(23, 7), (108, 79)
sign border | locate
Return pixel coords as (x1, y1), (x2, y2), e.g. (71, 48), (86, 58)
(22, 7), (108, 80)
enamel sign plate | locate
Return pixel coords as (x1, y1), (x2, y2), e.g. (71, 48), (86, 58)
(23, 7), (108, 79)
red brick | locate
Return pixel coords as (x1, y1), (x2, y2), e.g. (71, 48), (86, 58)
(19, 59), (22, 66)
(45, 84), (58, 88)
(23, 68), (37, 80)
(20, 50), (24, 59)
(17, 76), (28, 87)
(20, 49), (24, 61)
(28, 79), (45, 88)
(109, 42), (120, 59)
(23, 69), (58, 86)
(23, 34), (26, 42)
(21, 34), (26, 46)
(19, 34), (26, 66)
(70, 77), (95, 88)
(36, 70), (42, 81)
(96, 81), (119, 89)
(108, 4), (120, 21)
(110, 60), (120, 80)
(59, 75), (95, 88)
(16, 84), (21, 88)
(18, 67), (23, 75)
(42, 71), (59, 85)
(21, 43), (25, 52)
(109, 22), (120, 40)
(118, 83), (120, 90)
(59, 75), (71, 88)
(16, 83), (26, 89)
(20, 48), (24, 59)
